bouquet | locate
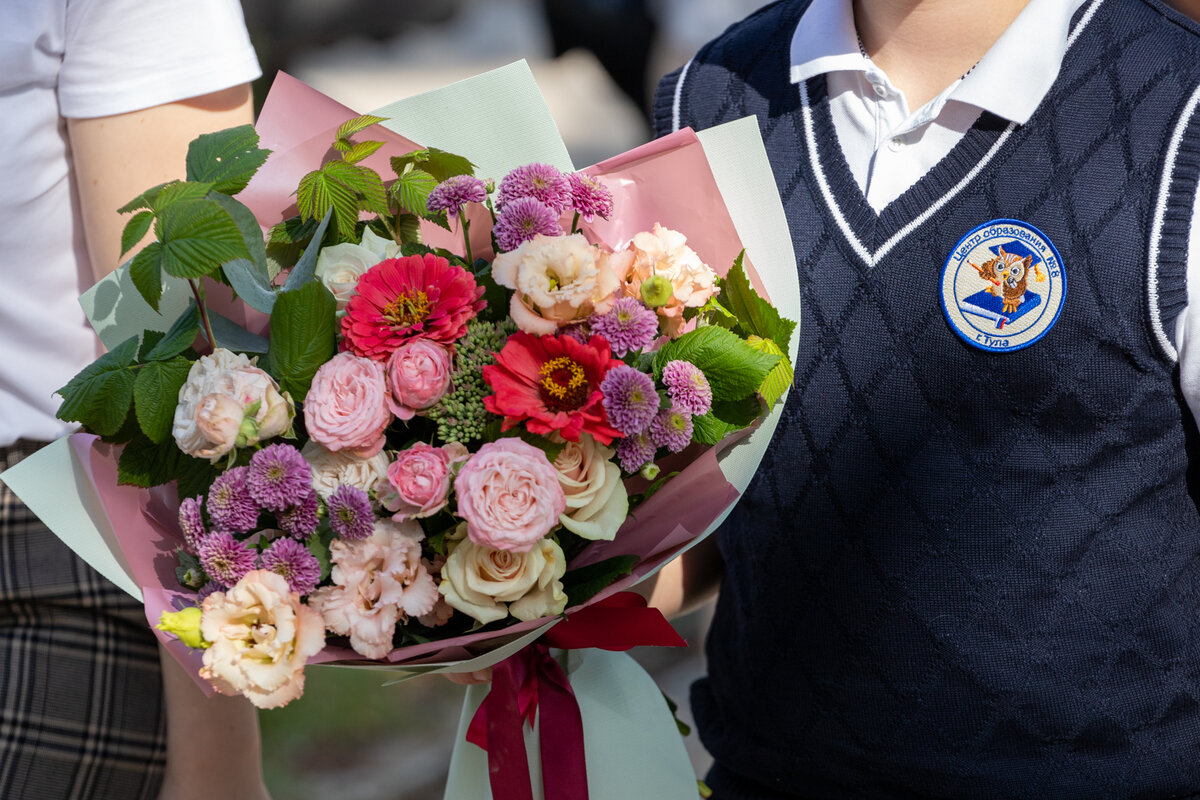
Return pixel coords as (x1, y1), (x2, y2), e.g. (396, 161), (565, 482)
(2, 65), (799, 798)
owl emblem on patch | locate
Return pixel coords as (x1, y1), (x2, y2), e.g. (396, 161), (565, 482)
(941, 219), (1066, 353)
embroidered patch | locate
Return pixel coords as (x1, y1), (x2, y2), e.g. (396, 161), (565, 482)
(941, 219), (1065, 352)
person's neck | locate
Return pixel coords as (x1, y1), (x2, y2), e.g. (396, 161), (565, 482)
(853, 0), (1032, 110)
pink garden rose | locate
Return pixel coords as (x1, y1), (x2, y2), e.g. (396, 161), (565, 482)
(454, 438), (566, 552)
(199, 570), (325, 709)
(385, 339), (453, 420)
(376, 441), (469, 521)
(304, 352), (392, 458)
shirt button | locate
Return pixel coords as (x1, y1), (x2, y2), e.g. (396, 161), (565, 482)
(888, 137), (904, 151)
(872, 82), (888, 98)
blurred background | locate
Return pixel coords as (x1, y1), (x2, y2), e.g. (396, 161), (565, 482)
(243, 1), (763, 797)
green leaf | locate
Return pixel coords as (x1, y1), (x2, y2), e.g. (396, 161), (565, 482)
(297, 165), (358, 237)
(176, 550), (206, 590)
(55, 336), (139, 436)
(653, 326), (781, 403)
(421, 147), (477, 182)
(561, 555), (639, 607)
(307, 528), (335, 582)
(156, 193), (251, 279)
(176, 456), (219, 503)
(185, 125), (271, 195)
(282, 208), (333, 292)
(121, 211), (154, 257)
(129, 243), (164, 311)
(210, 193), (267, 268)
(133, 357), (192, 443)
(342, 139), (385, 164)
(711, 394), (762, 428)
(138, 331), (166, 360)
(144, 304), (201, 361)
(718, 253), (797, 353)
(392, 168), (437, 217)
(208, 311), (269, 354)
(335, 114), (387, 146)
(117, 434), (191, 488)
(395, 212), (422, 245)
(498, 428), (565, 463)
(747, 336), (793, 408)
(269, 215), (318, 245)
(692, 412), (738, 446)
(265, 281), (337, 398)
(150, 180), (215, 211)
(118, 181), (173, 214)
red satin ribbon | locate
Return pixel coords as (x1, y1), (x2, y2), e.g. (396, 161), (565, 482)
(465, 592), (686, 800)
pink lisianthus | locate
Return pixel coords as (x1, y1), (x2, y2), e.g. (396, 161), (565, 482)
(385, 339), (453, 420)
(340, 253), (485, 360)
(454, 438), (566, 553)
(307, 519), (439, 659)
(304, 352), (392, 458)
(199, 570), (326, 709)
(613, 223), (718, 338)
(376, 441), (469, 521)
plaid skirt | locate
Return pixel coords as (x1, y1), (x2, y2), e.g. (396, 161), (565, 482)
(0, 441), (165, 800)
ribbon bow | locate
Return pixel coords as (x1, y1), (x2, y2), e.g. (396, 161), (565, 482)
(465, 592), (686, 800)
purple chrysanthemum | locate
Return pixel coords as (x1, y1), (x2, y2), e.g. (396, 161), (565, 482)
(178, 496), (206, 553)
(590, 297), (659, 357)
(197, 531), (257, 587)
(649, 405), (694, 454)
(567, 172), (614, 222)
(661, 360), (713, 416)
(327, 484), (375, 541)
(496, 162), (570, 213)
(247, 443), (312, 512)
(557, 321), (591, 345)
(207, 466), (259, 533)
(260, 537), (321, 596)
(600, 365), (660, 436)
(277, 489), (320, 540)
(492, 197), (563, 252)
(427, 174), (488, 217)
(616, 432), (656, 474)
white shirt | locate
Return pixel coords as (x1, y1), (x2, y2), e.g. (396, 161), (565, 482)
(0, 0), (261, 446)
(789, 0), (1200, 420)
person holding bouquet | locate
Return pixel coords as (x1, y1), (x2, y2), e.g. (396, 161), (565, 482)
(654, 0), (1200, 796)
(0, 2), (268, 798)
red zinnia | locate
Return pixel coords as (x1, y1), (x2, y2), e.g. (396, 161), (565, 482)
(341, 253), (485, 360)
(483, 332), (624, 444)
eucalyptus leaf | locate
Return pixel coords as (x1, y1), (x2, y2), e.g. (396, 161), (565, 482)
(283, 208), (333, 292)
(223, 258), (277, 314)
(207, 311), (270, 354)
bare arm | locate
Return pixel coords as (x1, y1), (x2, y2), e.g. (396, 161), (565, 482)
(67, 84), (270, 800)
(639, 534), (724, 619)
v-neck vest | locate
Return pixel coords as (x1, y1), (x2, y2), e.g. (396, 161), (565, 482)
(656, 1), (1200, 796)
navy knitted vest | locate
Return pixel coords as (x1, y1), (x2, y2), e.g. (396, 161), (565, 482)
(656, 1), (1200, 797)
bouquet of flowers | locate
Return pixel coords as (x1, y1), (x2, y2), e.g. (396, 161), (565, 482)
(2, 65), (799, 798)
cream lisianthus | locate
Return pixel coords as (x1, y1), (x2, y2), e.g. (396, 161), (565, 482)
(492, 232), (621, 335)
(439, 522), (567, 625)
(552, 433), (627, 541)
(613, 223), (718, 337)
(199, 570), (325, 709)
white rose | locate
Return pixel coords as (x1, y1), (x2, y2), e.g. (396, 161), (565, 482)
(492, 233), (620, 335)
(552, 433), (628, 541)
(301, 440), (390, 499)
(439, 523), (567, 624)
(173, 349), (294, 461)
(359, 227), (402, 260)
(314, 242), (381, 313)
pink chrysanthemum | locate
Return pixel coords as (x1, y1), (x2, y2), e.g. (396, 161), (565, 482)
(247, 444), (312, 512)
(178, 496), (206, 553)
(616, 431), (656, 473)
(492, 197), (563, 253)
(427, 175), (487, 217)
(341, 254), (486, 359)
(649, 405), (693, 454)
(590, 297), (659, 357)
(198, 531), (257, 587)
(261, 538), (321, 596)
(600, 365), (659, 436)
(207, 467), (259, 533)
(327, 484), (374, 541)
(661, 360), (713, 416)
(496, 163), (570, 213)
(567, 172), (614, 222)
(277, 489), (320, 540)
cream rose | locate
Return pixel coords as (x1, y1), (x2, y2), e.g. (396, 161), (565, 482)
(552, 433), (628, 541)
(492, 232), (621, 335)
(439, 523), (567, 624)
(301, 440), (390, 499)
(173, 349), (295, 461)
(614, 223), (718, 337)
(199, 570), (326, 709)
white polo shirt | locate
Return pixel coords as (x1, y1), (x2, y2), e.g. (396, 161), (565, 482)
(789, 0), (1200, 418)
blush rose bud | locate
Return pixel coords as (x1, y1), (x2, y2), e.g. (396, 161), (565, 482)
(156, 607), (210, 650)
(640, 273), (673, 308)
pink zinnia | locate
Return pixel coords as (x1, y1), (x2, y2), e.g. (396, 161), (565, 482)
(341, 254), (486, 360)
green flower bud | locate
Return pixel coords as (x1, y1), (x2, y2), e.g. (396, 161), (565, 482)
(640, 274), (673, 308)
(640, 462), (661, 481)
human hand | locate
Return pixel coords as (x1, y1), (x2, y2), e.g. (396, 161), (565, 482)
(444, 668), (493, 685)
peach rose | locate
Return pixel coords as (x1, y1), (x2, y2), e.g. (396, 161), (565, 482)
(199, 570), (326, 709)
(613, 223), (718, 337)
(492, 233), (622, 335)
(439, 522), (567, 624)
(454, 438), (566, 552)
(304, 352), (392, 458)
(552, 433), (628, 541)
(385, 339), (453, 420)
